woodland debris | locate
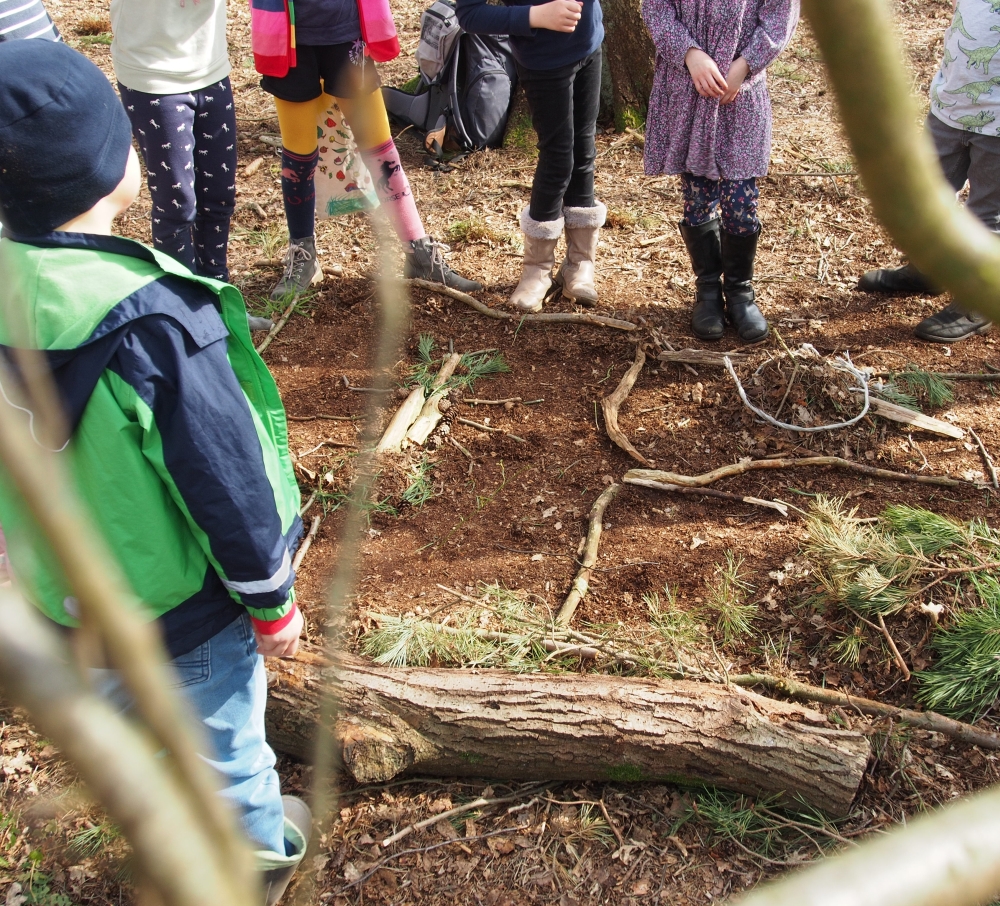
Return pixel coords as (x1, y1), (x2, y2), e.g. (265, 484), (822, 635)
(406, 278), (637, 331)
(456, 417), (526, 443)
(403, 353), (462, 447)
(626, 478), (789, 516)
(376, 353), (461, 453)
(555, 483), (620, 627)
(601, 345), (650, 466)
(462, 396), (543, 406)
(264, 652), (870, 816)
(624, 457), (976, 491)
(242, 156), (264, 177)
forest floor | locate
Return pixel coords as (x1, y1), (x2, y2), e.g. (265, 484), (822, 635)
(5, 0), (1000, 903)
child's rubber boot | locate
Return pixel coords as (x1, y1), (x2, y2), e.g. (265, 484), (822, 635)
(405, 236), (483, 293)
(270, 237), (323, 302)
(511, 209), (563, 313)
(721, 227), (769, 344)
(557, 201), (607, 306)
(679, 219), (725, 341)
(858, 262), (941, 295)
(258, 795), (312, 906)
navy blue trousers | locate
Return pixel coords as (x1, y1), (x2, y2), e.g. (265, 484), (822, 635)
(120, 78), (237, 281)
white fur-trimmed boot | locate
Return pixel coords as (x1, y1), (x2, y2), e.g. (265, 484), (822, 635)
(557, 201), (606, 306)
(511, 208), (564, 313)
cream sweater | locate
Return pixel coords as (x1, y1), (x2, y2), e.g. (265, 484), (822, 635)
(110, 0), (230, 94)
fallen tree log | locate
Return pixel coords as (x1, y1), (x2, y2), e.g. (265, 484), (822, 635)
(265, 653), (870, 817)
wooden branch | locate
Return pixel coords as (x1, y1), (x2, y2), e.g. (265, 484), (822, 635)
(626, 478), (789, 516)
(403, 353), (463, 447)
(292, 515), (321, 572)
(877, 613), (911, 681)
(731, 674), (1000, 750)
(556, 484), (620, 627)
(406, 278), (637, 331)
(255, 295), (299, 355)
(601, 345), (650, 466)
(624, 457), (974, 491)
(869, 397), (965, 439)
(657, 348), (750, 367)
(264, 653), (870, 816)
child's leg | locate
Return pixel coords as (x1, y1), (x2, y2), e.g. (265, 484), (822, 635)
(678, 173), (725, 340)
(273, 95), (327, 242)
(336, 90), (425, 243)
(171, 614), (286, 854)
(119, 84), (199, 273)
(680, 173), (722, 226)
(335, 87), (480, 291)
(717, 178), (760, 236)
(718, 178), (767, 343)
(191, 78), (238, 282)
(558, 48), (606, 306)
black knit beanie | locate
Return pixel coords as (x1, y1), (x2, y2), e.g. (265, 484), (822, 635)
(0, 41), (133, 237)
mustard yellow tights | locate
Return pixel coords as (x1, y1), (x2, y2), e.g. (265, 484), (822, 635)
(272, 90), (391, 155)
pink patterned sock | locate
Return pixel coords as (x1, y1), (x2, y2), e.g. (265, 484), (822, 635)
(360, 139), (425, 244)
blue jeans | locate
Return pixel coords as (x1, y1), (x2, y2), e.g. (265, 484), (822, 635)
(91, 614), (285, 854)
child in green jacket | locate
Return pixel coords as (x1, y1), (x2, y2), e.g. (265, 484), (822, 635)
(0, 40), (308, 905)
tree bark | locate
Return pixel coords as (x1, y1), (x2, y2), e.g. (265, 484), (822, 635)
(265, 653), (870, 817)
(600, 0), (656, 128)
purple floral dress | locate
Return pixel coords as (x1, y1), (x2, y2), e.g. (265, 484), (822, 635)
(642, 0), (800, 181)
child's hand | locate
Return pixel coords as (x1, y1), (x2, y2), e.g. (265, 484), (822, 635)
(254, 606), (304, 658)
(684, 48), (728, 99)
(529, 0), (583, 33)
(720, 57), (750, 104)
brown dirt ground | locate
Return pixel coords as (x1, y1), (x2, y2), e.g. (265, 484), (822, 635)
(5, 0), (1000, 903)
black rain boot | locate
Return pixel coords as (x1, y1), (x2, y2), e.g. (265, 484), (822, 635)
(679, 219), (725, 341)
(914, 301), (991, 342)
(858, 262), (941, 295)
(721, 227), (769, 344)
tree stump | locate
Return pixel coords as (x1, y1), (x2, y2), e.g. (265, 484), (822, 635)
(265, 653), (870, 817)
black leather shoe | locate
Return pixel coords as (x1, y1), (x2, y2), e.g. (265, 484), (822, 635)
(679, 220), (725, 341)
(914, 302), (991, 343)
(858, 263), (941, 295)
(721, 228), (769, 344)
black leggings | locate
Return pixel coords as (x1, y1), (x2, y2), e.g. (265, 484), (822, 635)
(517, 47), (602, 222)
(120, 78), (237, 281)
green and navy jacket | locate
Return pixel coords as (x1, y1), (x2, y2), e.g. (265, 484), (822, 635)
(0, 231), (302, 657)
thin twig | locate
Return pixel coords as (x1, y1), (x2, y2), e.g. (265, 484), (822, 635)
(599, 798), (626, 849)
(556, 484), (620, 626)
(456, 417), (526, 443)
(406, 278), (637, 331)
(255, 296), (298, 355)
(877, 613), (911, 681)
(299, 490), (318, 517)
(627, 478), (790, 516)
(291, 515), (322, 572)
(970, 428), (999, 490)
(462, 396), (543, 406)
(381, 783), (551, 847)
(287, 413), (364, 422)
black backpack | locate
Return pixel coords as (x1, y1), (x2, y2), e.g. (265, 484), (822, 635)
(382, 0), (517, 161)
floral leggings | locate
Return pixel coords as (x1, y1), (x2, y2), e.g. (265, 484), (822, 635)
(680, 173), (759, 236)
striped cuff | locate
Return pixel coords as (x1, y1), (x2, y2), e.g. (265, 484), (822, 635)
(251, 602), (297, 635)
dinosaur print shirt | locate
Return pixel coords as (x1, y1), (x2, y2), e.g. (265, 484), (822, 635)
(930, 0), (1000, 134)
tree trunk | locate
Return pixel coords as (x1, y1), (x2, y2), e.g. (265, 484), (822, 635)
(265, 653), (869, 817)
(601, 0), (656, 129)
